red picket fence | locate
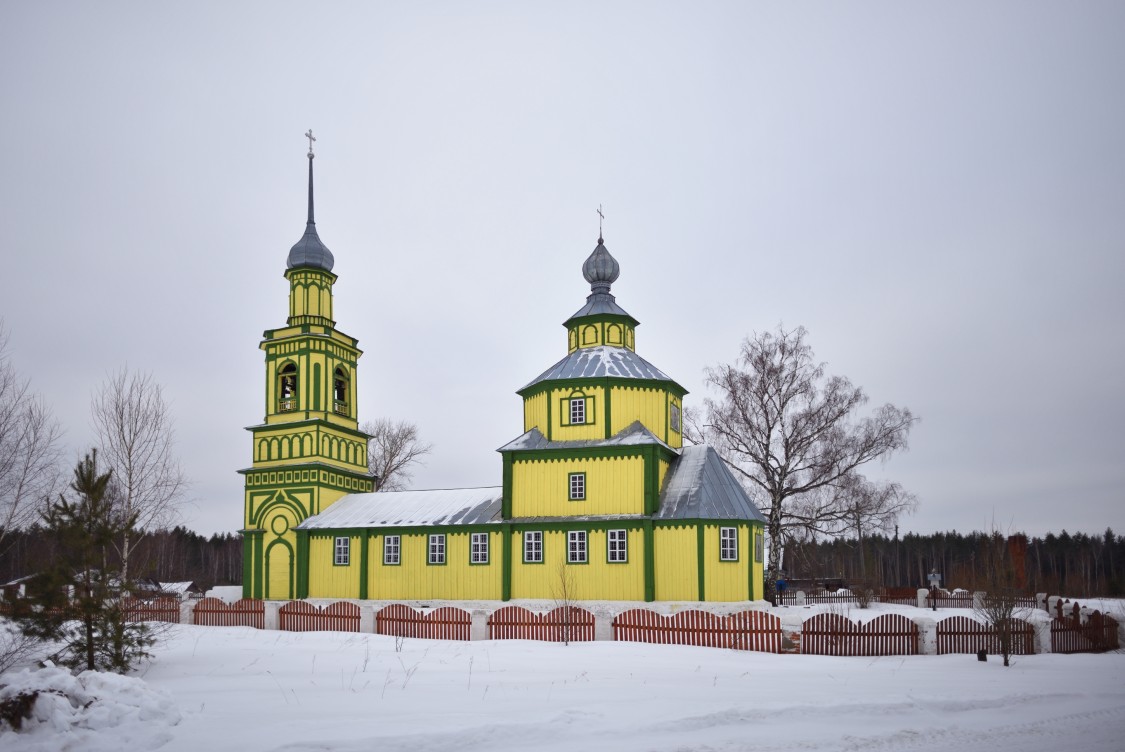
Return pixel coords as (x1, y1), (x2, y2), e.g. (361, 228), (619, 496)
(122, 597), (180, 624)
(488, 605), (596, 642)
(801, 613), (919, 656)
(612, 609), (782, 652)
(1051, 611), (1119, 653)
(279, 600), (360, 633)
(935, 615), (1034, 655)
(926, 592), (975, 609)
(192, 597), (264, 629)
(375, 604), (471, 641)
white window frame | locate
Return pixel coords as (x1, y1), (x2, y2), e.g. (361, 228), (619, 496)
(569, 397), (586, 425)
(569, 472), (585, 501)
(607, 529), (627, 563)
(568, 530), (587, 564)
(524, 531), (543, 563)
(383, 535), (400, 565)
(428, 534), (446, 565)
(470, 532), (489, 564)
(334, 536), (350, 566)
(720, 527), (738, 561)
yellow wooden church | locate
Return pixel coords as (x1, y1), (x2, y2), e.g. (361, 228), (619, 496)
(240, 145), (766, 603)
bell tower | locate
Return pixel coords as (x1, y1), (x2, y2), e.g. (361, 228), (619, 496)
(240, 134), (375, 600)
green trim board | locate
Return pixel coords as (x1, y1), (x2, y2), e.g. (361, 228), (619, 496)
(518, 376), (687, 400)
(696, 524), (706, 601)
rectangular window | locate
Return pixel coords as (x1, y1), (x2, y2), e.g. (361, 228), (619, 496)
(670, 403), (681, 433)
(334, 536), (350, 566)
(569, 397), (586, 425)
(524, 531), (543, 563)
(720, 527), (738, 561)
(607, 529), (627, 563)
(569, 472), (585, 501)
(568, 530), (587, 564)
(471, 532), (489, 564)
(428, 534), (446, 565)
(383, 535), (400, 565)
(754, 529), (764, 563)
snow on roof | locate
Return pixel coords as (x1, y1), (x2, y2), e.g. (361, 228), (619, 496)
(520, 346), (680, 391)
(158, 582), (197, 595)
(656, 445), (767, 523)
(297, 486), (503, 530)
(498, 421), (675, 453)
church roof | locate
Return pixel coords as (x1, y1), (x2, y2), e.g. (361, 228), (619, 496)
(564, 291), (637, 324)
(520, 346), (679, 391)
(497, 420), (675, 453)
(296, 487), (502, 529)
(655, 445), (767, 523)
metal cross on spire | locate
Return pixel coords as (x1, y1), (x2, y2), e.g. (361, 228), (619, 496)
(597, 204), (605, 242)
(305, 129), (316, 158)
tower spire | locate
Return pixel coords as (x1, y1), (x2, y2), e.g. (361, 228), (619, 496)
(597, 203), (604, 244)
(305, 129), (316, 224)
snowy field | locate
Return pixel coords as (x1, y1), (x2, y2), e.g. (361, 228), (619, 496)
(3, 611), (1124, 752)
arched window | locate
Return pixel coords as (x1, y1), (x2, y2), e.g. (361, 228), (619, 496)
(333, 367), (349, 416)
(278, 363), (298, 412)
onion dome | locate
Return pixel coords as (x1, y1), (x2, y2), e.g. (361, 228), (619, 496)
(582, 235), (620, 294)
(286, 148), (335, 272)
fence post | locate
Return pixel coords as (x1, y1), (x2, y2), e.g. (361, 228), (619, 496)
(916, 588), (929, 609)
(470, 609), (489, 641)
(794, 590), (806, 606)
(264, 601), (281, 631)
(1047, 595), (1061, 615)
(1032, 618), (1051, 654)
(915, 616), (937, 655)
(594, 609), (614, 641)
(359, 604), (375, 634)
(972, 591), (986, 610)
(180, 599), (196, 625)
(1036, 593), (1047, 611)
(778, 612), (803, 654)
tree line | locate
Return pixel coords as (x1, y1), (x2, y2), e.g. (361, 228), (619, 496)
(782, 528), (1125, 597)
(0, 524), (243, 594)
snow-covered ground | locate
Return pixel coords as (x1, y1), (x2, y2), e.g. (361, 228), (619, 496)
(3, 611), (1124, 752)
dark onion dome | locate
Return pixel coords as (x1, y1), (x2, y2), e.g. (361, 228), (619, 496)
(286, 151), (335, 272)
(582, 236), (620, 293)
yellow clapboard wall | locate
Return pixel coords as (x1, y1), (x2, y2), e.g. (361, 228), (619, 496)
(512, 455), (645, 517)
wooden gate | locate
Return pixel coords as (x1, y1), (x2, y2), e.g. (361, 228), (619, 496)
(375, 604), (471, 641)
(487, 605), (596, 642)
(192, 597), (264, 628)
(936, 615), (1034, 655)
(612, 609), (781, 652)
(122, 597), (180, 624)
(279, 600), (360, 632)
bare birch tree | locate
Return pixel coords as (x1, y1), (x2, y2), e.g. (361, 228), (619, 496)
(0, 324), (63, 552)
(91, 369), (186, 582)
(361, 418), (432, 491)
(693, 325), (917, 602)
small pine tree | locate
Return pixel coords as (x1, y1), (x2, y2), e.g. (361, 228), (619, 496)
(13, 450), (153, 672)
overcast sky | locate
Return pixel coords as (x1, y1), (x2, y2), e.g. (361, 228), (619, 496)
(2, 2), (1123, 540)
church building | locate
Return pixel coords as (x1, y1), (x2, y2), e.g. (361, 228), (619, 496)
(240, 143), (766, 603)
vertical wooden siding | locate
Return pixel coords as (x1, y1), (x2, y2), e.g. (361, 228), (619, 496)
(612, 609), (782, 652)
(192, 598), (265, 628)
(279, 600), (360, 632)
(374, 604), (472, 640)
(487, 605), (596, 642)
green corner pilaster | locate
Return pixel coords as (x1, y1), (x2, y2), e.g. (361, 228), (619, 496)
(697, 523), (706, 602)
(295, 529), (310, 599)
(501, 523), (513, 601)
(252, 531), (264, 600)
(359, 531), (369, 600)
(643, 519), (655, 602)
(502, 454), (513, 519)
(241, 530), (260, 600)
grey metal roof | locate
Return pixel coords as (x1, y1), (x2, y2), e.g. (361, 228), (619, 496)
(521, 346), (678, 390)
(286, 155), (335, 272)
(287, 222), (335, 271)
(296, 487), (502, 529)
(655, 445), (767, 523)
(582, 238), (620, 291)
(498, 420), (675, 453)
(564, 291), (637, 324)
